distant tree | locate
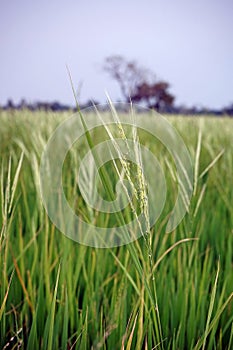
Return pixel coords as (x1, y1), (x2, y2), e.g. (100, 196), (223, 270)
(6, 99), (14, 109)
(103, 55), (174, 111)
(131, 81), (175, 112)
(223, 103), (233, 116)
(81, 99), (100, 109)
(18, 98), (27, 109)
(103, 55), (153, 102)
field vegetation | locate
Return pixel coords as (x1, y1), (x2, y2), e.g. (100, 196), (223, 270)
(0, 109), (232, 349)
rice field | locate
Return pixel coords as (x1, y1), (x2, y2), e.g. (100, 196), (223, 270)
(0, 109), (232, 349)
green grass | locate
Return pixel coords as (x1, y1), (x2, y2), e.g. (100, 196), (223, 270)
(0, 109), (232, 349)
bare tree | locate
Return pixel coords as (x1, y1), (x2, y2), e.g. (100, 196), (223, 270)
(103, 55), (174, 111)
(103, 55), (153, 101)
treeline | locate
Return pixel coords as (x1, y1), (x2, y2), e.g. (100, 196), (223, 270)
(1, 98), (233, 116)
(0, 99), (99, 112)
(1, 55), (233, 116)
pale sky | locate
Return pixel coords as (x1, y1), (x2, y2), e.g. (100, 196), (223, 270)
(0, 0), (232, 109)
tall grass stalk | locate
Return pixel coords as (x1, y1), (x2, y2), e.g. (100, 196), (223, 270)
(68, 71), (164, 347)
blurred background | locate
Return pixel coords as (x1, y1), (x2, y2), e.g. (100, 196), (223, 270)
(0, 0), (232, 112)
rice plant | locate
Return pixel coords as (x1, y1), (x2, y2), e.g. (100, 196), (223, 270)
(0, 108), (232, 349)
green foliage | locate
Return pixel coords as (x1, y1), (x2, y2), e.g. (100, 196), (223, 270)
(0, 110), (232, 349)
